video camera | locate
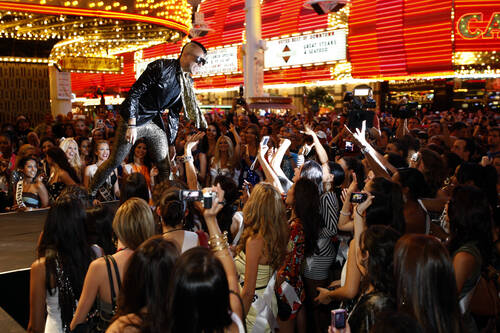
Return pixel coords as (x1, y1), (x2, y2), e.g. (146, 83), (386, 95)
(344, 86), (376, 130)
(236, 85), (246, 106)
(178, 190), (216, 209)
(391, 98), (418, 119)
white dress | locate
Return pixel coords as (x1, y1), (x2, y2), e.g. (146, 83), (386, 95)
(181, 231), (199, 253)
(44, 288), (63, 333)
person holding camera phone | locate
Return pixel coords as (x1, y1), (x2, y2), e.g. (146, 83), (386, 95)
(88, 41), (208, 198)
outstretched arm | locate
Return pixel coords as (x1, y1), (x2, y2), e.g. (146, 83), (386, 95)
(184, 132), (206, 191)
(257, 143), (284, 193)
(229, 123), (242, 167)
(345, 122), (395, 179)
(270, 138), (291, 181)
(202, 185), (243, 321)
(303, 123), (330, 182)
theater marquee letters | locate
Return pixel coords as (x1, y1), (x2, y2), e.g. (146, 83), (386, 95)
(457, 12), (500, 39)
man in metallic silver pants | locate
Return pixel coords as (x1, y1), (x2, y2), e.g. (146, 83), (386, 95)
(89, 41), (208, 196)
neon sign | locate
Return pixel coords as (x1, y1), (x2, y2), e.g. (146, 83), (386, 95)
(457, 12), (500, 39)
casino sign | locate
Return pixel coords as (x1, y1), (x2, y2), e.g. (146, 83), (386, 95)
(457, 13), (500, 39)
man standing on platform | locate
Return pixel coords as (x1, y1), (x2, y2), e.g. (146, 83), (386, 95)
(89, 41), (208, 196)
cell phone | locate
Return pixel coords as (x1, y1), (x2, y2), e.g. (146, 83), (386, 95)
(331, 309), (347, 329)
(345, 141), (354, 152)
(410, 152), (420, 162)
(350, 192), (368, 203)
(261, 136), (270, 146)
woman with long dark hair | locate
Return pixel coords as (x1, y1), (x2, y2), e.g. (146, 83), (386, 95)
(276, 178), (321, 333)
(166, 185), (244, 333)
(198, 123), (221, 185)
(447, 185), (493, 317)
(394, 234), (462, 333)
(11, 156), (49, 210)
(106, 237), (178, 333)
(316, 177), (405, 306)
(391, 168), (432, 234)
(213, 174), (242, 245)
(124, 138), (154, 190)
(28, 197), (92, 333)
(46, 147), (79, 202)
(119, 173), (150, 205)
(347, 225), (399, 332)
(70, 198), (157, 331)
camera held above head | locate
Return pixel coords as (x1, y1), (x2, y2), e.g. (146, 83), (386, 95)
(344, 85), (376, 131)
(178, 189), (216, 209)
(390, 98), (419, 119)
(236, 84), (246, 106)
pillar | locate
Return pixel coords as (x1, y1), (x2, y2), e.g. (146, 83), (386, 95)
(244, 0), (264, 99)
(48, 65), (72, 117)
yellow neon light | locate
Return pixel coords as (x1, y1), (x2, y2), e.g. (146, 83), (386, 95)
(0, 2), (190, 33)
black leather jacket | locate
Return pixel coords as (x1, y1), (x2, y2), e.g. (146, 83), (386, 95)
(120, 59), (183, 145)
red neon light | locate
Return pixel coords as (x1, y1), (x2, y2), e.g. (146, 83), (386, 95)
(0, 1), (190, 33)
(455, 1), (500, 52)
(349, 0), (453, 79)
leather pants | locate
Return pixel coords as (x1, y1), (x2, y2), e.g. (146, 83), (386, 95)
(89, 119), (170, 195)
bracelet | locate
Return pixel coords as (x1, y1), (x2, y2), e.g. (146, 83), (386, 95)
(182, 155), (193, 163)
(127, 124), (137, 128)
(208, 231), (228, 243)
(209, 231), (229, 252)
(340, 210), (350, 216)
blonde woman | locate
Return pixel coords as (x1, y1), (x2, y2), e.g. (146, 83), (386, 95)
(59, 138), (84, 181)
(209, 128), (241, 185)
(235, 182), (289, 332)
(70, 197), (157, 332)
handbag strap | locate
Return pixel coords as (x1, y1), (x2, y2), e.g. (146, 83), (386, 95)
(108, 255), (122, 290)
(103, 255), (118, 309)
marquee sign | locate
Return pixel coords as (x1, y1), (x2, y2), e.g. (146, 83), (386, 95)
(59, 56), (123, 73)
(195, 46), (239, 76)
(454, 1), (500, 52)
(135, 46), (239, 79)
(264, 30), (346, 68)
(457, 13), (500, 39)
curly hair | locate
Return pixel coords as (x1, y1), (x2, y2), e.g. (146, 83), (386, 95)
(237, 183), (289, 271)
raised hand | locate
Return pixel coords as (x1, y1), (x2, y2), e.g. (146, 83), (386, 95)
(185, 132), (205, 154)
(202, 183), (225, 219)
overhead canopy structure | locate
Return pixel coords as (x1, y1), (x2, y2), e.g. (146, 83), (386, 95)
(0, 0), (192, 72)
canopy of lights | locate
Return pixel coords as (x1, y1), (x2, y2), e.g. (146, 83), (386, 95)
(0, 0), (192, 72)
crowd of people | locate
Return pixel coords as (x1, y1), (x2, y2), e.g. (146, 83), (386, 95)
(1, 99), (499, 333)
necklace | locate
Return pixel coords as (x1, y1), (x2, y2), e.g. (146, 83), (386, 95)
(117, 246), (129, 252)
(163, 228), (183, 235)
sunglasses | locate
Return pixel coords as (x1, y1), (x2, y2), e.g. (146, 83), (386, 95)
(193, 55), (206, 66)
